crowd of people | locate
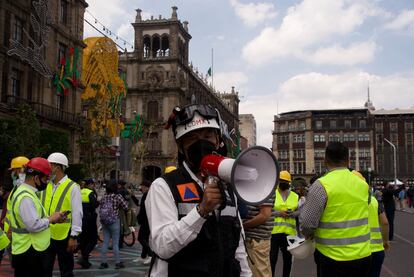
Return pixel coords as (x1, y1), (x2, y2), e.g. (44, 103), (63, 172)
(0, 103), (410, 277)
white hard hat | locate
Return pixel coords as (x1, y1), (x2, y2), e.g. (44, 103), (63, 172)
(175, 112), (220, 140)
(47, 152), (69, 167)
(286, 235), (315, 259)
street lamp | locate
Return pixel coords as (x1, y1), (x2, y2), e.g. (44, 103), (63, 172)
(367, 167), (372, 186)
(384, 138), (397, 184)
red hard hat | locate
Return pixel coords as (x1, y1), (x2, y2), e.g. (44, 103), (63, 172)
(26, 157), (52, 176)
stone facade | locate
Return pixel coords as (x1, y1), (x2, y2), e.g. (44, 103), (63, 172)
(119, 7), (240, 182)
(0, 0), (87, 163)
(239, 114), (256, 147)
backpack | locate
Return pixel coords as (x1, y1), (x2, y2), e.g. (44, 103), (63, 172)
(99, 195), (117, 226)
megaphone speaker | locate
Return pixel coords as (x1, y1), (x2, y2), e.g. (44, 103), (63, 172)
(200, 146), (279, 205)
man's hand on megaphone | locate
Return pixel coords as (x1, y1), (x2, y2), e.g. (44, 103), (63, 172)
(199, 177), (223, 216)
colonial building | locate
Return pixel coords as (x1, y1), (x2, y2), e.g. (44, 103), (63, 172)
(119, 7), (239, 182)
(272, 108), (374, 182)
(239, 114), (256, 147)
(0, 0), (87, 163)
(372, 109), (414, 182)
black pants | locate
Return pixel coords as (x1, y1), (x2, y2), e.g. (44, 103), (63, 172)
(138, 224), (152, 258)
(369, 250), (385, 277)
(314, 249), (371, 277)
(270, 233), (292, 277)
(47, 237), (74, 277)
(13, 246), (50, 277)
(385, 209), (395, 240)
(79, 217), (98, 262)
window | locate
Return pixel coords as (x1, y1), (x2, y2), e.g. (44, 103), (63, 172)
(406, 133), (413, 145)
(358, 148), (370, 158)
(314, 134), (320, 142)
(294, 162), (306, 174)
(58, 43), (67, 65)
(359, 120), (366, 129)
(348, 134), (355, 141)
(390, 122), (398, 132)
(293, 149), (305, 159)
(316, 120), (322, 129)
(405, 122), (413, 132)
(11, 69), (21, 98)
(60, 0), (68, 24)
(376, 134), (383, 146)
(13, 17), (23, 43)
(330, 120), (337, 129)
(375, 122), (383, 132)
(343, 134), (350, 142)
(358, 133), (370, 142)
(344, 120), (352, 129)
(329, 134), (340, 142)
(299, 121), (306, 130)
(391, 133), (398, 145)
(279, 123), (286, 132)
(314, 149), (325, 158)
(293, 134), (305, 143)
(314, 161), (324, 174)
(279, 162), (289, 171)
(147, 101), (158, 121)
(148, 132), (159, 151)
(278, 150), (288, 160)
(288, 122), (296, 131)
(56, 94), (64, 110)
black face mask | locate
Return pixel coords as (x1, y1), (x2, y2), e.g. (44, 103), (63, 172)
(186, 139), (217, 171)
(35, 176), (48, 191)
(279, 182), (290, 191)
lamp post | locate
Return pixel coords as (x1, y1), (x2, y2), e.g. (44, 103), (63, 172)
(384, 138), (397, 184)
(367, 167), (372, 186)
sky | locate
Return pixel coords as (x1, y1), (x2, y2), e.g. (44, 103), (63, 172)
(84, 0), (414, 148)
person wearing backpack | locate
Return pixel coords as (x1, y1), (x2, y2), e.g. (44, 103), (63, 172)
(98, 180), (128, 270)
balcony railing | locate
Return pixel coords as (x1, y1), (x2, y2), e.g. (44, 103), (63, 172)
(1, 96), (81, 126)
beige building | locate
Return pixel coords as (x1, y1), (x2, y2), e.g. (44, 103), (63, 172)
(119, 7), (239, 182)
(0, 0), (87, 163)
(239, 114), (256, 147)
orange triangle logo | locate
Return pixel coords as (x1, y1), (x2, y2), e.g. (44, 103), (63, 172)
(177, 183), (200, 202)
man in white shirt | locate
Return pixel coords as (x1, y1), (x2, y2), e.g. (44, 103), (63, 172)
(146, 104), (252, 277)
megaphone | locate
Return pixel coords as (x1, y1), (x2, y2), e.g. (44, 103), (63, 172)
(200, 146), (279, 205)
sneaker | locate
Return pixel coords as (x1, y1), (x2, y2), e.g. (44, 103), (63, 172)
(115, 262), (125, 269)
(99, 263), (108, 269)
(143, 257), (152, 265)
(133, 257), (145, 263)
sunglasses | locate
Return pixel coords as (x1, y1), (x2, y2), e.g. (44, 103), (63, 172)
(172, 104), (218, 126)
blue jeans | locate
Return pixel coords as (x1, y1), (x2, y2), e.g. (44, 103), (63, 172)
(101, 218), (121, 264)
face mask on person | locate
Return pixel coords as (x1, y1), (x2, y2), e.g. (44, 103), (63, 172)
(11, 172), (24, 187)
(279, 182), (290, 191)
(18, 173), (26, 184)
(186, 139), (217, 171)
(35, 176), (48, 191)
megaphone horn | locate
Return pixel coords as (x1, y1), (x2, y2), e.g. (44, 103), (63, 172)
(200, 146), (279, 205)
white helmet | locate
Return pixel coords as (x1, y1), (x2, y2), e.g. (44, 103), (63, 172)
(286, 235), (315, 259)
(47, 152), (69, 167)
(175, 111), (220, 140)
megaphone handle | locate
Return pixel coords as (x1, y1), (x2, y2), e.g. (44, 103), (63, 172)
(218, 181), (227, 211)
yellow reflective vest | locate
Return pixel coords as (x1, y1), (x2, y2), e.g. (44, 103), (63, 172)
(369, 196), (384, 253)
(81, 188), (92, 203)
(0, 227), (10, 251)
(10, 184), (50, 255)
(315, 168), (371, 261)
(39, 178), (76, 240)
(272, 189), (299, 235)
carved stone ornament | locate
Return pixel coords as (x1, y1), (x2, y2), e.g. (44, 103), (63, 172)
(145, 66), (165, 88)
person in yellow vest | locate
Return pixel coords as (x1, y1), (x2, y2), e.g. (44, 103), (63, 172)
(78, 178), (99, 269)
(0, 226), (10, 251)
(352, 171), (390, 277)
(269, 170), (299, 277)
(3, 156), (30, 236)
(10, 157), (65, 277)
(39, 152), (83, 277)
(300, 142), (371, 277)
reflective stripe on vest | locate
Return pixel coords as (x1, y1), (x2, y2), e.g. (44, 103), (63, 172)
(315, 169), (371, 261)
(81, 188), (92, 203)
(368, 196), (384, 253)
(10, 185), (50, 255)
(42, 179), (76, 240)
(272, 190), (298, 235)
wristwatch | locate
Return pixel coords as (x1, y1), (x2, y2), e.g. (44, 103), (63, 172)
(196, 205), (209, 219)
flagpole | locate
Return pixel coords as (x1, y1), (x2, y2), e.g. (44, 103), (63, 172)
(211, 48), (214, 88)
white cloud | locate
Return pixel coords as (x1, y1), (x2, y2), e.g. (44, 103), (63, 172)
(214, 71), (249, 93)
(230, 0), (277, 27)
(385, 9), (414, 31)
(240, 71), (414, 147)
(242, 0), (379, 66)
(303, 41), (378, 66)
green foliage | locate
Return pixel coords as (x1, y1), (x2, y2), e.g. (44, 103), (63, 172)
(40, 129), (69, 156)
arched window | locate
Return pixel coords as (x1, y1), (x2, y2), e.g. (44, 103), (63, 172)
(161, 35), (169, 57)
(143, 36), (151, 58)
(147, 101), (158, 121)
(152, 35), (161, 58)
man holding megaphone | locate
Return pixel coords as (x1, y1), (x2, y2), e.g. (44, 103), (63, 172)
(145, 104), (252, 277)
